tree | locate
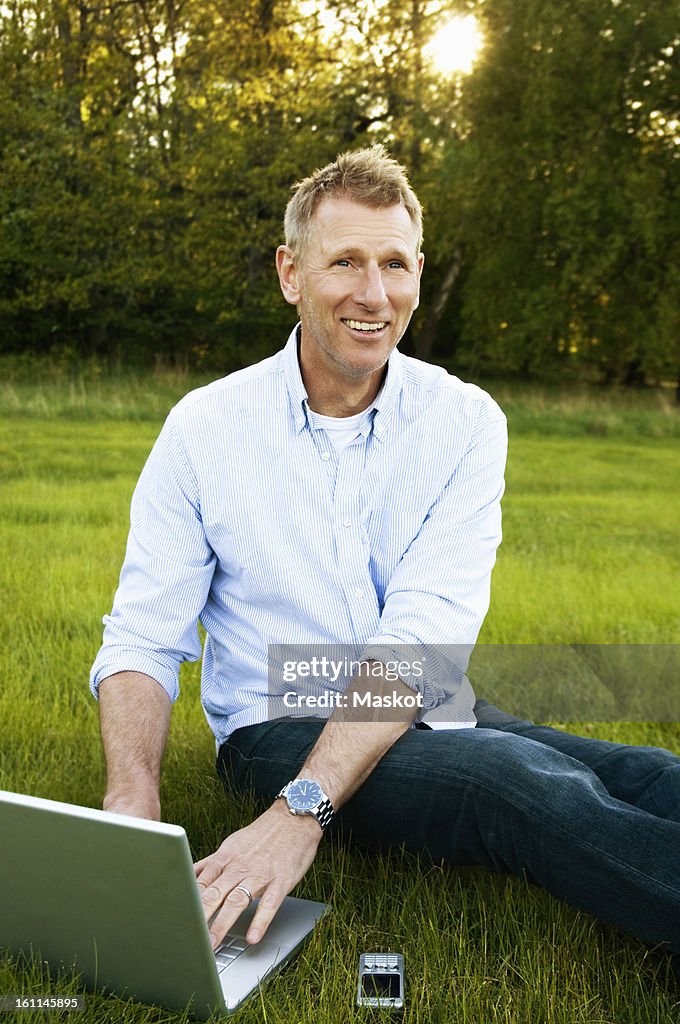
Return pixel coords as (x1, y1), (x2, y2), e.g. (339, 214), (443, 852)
(448, 0), (680, 384)
(0, 0), (677, 383)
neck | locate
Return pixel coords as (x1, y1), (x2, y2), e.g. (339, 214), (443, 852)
(304, 374), (384, 417)
(298, 331), (388, 417)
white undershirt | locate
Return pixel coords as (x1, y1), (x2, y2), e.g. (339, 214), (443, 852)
(307, 404), (376, 452)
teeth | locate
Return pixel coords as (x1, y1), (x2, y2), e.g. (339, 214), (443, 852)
(343, 320), (387, 332)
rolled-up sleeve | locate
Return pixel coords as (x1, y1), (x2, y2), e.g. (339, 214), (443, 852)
(89, 413), (216, 702)
(362, 400), (507, 711)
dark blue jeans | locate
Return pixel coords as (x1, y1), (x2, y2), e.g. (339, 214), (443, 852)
(216, 701), (680, 952)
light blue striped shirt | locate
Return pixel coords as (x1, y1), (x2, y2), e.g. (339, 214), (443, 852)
(90, 326), (507, 746)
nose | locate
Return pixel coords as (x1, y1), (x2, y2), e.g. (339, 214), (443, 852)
(354, 262), (388, 309)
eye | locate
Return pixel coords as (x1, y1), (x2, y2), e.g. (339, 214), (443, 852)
(335, 259), (351, 268)
(387, 260), (406, 270)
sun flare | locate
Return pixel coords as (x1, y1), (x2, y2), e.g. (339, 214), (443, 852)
(425, 14), (484, 75)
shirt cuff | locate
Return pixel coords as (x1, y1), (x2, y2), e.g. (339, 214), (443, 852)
(359, 638), (475, 712)
(89, 650), (181, 703)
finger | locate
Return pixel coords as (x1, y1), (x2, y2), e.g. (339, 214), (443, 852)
(194, 856), (209, 876)
(199, 871), (246, 923)
(242, 886), (287, 945)
(195, 853), (252, 910)
(194, 856), (224, 890)
(207, 881), (264, 949)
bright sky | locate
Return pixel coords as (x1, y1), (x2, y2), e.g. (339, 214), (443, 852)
(425, 14), (484, 75)
(298, 2), (484, 77)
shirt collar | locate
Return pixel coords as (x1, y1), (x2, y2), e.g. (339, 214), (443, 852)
(282, 324), (309, 433)
(372, 346), (403, 442)
(282, 322), (404, 439)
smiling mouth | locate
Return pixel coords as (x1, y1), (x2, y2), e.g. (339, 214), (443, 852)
(342, 319), (388, 332)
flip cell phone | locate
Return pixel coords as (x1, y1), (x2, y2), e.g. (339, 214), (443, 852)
(356, 952), (405, 1011)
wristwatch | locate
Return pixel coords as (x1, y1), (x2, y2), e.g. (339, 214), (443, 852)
(276, 778), (335, 830)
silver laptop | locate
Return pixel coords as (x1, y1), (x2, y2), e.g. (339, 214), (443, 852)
(0, 789), (328, 1019)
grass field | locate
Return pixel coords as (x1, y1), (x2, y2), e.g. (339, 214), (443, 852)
(1, 366), (679, 1022)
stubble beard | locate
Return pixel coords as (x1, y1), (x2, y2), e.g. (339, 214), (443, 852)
(299, 304), (399, 382)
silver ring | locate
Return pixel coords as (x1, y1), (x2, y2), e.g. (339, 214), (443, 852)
(233, 884), (253, 904)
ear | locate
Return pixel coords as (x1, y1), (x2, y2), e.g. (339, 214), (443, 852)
(276, 245), (301, 306)
(413, 251), (425, 311)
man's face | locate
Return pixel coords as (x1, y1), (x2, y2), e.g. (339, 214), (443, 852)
(277, 197), (424, 388)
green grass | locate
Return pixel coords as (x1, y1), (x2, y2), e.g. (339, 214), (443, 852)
(1, 371), (679, 1022)
(0, 357), (679, 438)
(488, 378), (680, 441)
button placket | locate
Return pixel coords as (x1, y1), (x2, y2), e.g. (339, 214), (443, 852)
(333, 440), (379, 635)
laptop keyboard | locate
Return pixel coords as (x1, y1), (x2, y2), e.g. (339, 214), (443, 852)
(214, 935), (249, 973)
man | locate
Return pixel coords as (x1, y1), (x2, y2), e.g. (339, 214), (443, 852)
(91, 146), (680, 961)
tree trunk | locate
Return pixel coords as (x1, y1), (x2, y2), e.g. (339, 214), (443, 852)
(622, 357), (645, 388)
(413, 248), (463, 361)
(55, 1), (86, 130)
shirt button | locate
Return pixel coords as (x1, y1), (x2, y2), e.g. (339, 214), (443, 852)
(343, 518), (351, 528)
(355, 588), (364, 599)
(321, 452), (330, 461)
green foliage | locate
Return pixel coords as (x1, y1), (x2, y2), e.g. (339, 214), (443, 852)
(450, 0), (680, 384)
(0, 0), (678, 384)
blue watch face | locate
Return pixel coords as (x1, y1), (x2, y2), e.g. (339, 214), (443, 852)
(287, 780), (323, 812)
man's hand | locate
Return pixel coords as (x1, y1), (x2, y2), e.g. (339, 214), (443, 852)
(194, 800), (323, 947)
(195, 664), (416, 948)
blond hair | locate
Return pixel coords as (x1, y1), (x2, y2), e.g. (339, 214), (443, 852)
(284, 145), (423, 260)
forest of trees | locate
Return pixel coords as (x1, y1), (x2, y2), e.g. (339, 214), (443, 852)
(0, 0), (678, 385)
